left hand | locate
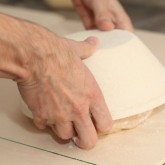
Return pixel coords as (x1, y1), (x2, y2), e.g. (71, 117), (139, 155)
(72, 0), (134, 32)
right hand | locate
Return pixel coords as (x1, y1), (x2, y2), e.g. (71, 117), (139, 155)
(17, 28), (113, 149)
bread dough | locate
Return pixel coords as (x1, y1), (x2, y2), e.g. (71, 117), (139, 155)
(110, 110), (153, 133)
(110, 105), (164, 133)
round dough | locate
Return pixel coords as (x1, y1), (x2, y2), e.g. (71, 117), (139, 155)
(109, 105), (164, 133)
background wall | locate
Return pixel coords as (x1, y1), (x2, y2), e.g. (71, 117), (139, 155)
(123, 0), (165, 7)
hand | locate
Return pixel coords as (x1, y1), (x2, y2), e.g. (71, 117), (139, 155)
(72, 0), (134, 31)
(17, 29), (112, 149)
(0, 14), (112, 149)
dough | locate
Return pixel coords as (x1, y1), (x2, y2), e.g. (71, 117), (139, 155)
(110, 105), (164, 133)
(110, 110), (153, 133)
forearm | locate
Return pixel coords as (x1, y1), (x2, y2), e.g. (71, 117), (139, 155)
(0, 39), (29, 81)
(0, 13), (58, 83)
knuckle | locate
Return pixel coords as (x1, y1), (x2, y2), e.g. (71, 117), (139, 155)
(96, 12), (111, 20)
(53, 112), (68, 122)
(33, 116), (46, 129)
(88, 89), (100, 100)
(72, 100), (88, 117)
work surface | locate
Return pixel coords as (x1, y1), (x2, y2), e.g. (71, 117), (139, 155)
(0, 5), (165, 165)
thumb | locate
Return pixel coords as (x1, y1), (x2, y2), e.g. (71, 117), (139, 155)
(74, 37), (99, 60)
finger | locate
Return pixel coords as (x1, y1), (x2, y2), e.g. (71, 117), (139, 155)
(71, 0), (95, 29)
(73, 115), (98, 149)
(50, 122), (74, 140)
(32, 112), (47, 129)
(116, 20), (134, 32)
(81, 37), (99, 59)
(114, 14), (134, 32)
(90, 1), (115, 31)
(69, 36), (99, 59)
(90, 92), (113, 135)
(95, 12), (115, 31)
(109, 0), (134, 32)
(89, 82), (113, 135)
